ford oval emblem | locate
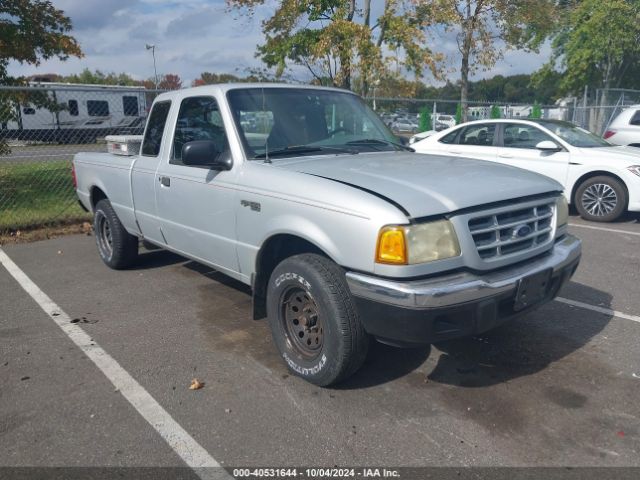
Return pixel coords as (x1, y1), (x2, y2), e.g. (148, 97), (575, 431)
(512, 224), (532, 239)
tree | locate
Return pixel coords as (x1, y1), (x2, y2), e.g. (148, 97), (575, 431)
(539, 0), (640, 95)
(530, 101), (542, 119)
(418, 106), (432, 132)
(157, 74), (182, 90)
(0, 0), (82, 154)
(490, 104), (501, 119)
(62, 69), (141, 86)
(424, 0), (556, 122)
(455, 103), (463, 124)
(226, 0), (446, 95)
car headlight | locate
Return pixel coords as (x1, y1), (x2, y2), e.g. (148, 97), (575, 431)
(557, 195), (569, 227)
(627, 165), (640, 177)
(376, 220), (461, 265)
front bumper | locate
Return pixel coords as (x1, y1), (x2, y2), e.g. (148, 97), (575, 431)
(346, 234), (581, 346)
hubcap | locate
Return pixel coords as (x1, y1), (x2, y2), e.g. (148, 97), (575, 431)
(582, 183), (617, 217)
(96, 212), (113, 259)
(281, 287), (323, 359)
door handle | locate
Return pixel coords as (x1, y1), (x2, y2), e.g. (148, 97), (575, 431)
(159, 176), (170, 187)
(498, 153), (513, 158)
(448, 150), (462, 155)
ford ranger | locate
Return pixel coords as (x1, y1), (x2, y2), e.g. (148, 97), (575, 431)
(73, 84), (582, 386)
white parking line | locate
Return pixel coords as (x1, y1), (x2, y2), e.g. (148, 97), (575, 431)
(0, 248), (229, 480)
(556, 297), (640, 324)
(569, 223), (640, 237)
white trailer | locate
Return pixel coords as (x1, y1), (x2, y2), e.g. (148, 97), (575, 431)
(2, 82), (148, 143)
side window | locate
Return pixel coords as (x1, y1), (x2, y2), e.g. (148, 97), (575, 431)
(68, 100), (79, 116)
(171, 96), (229, 165)
(141, 101), (171, 157)
(503, 123), (551, 149)
(439, 129), (460, 144)
(458, 124), (496, 146)
(87, 100), (109, 116)
(630, 110), (640, 126)
(123, 96), (139, 116)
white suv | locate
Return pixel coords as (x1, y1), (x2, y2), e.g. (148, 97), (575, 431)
(604, 105), (640, 147)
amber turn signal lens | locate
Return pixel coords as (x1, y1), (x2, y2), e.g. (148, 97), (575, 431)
(376, 227), (407, 264)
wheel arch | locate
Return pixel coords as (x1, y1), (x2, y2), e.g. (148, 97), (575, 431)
(569, 170), (629, 206)
(251, 233), (334, 320)
(89, 185), (108, 211)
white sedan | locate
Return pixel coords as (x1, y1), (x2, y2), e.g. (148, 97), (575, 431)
(412, 119), (640, 222)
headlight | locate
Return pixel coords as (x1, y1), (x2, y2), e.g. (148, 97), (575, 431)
(376, 220), (461, 265)
(627, 165), (640, 177)
(556, 196), (569, 227)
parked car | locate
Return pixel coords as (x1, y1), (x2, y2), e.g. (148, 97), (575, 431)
(73, 84), (581, 386)
(413, 119), (640, 222)
(434, 114), (456, 128)
(604, 105), (640, 147)
(391, 119), (418, 133)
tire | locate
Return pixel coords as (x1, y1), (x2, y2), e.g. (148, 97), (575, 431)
(93, 199), (138, 269)
(575, 176), (627, 222)
(266, 253), (369, 386)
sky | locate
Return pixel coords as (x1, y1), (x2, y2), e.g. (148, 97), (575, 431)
(7, 0), (552, 87)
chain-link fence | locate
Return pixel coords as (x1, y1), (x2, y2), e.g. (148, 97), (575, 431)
(0, 84), (165, 233)
(2, 83), (639, 233)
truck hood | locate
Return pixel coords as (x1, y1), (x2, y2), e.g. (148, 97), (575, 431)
(273, 152), (562, 218)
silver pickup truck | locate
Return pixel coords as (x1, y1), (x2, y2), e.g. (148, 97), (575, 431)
(74, 84), (582, 386)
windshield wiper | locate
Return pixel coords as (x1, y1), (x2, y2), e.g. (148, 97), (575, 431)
(254, 145), (358, 159)
(346, 138), (415, 152)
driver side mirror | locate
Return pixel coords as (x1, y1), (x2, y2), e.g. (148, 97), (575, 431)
(536, 140), (562, 152)
(182, 140), (232, 170)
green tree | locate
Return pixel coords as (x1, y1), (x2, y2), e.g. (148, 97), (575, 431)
(539, 0), (640, 94)
(423, 0), (557, 121)
(226, 0), (446, 95)
(418, 106), (432, 132)
(530, 101), (542, 119)
(62, 69), (141, 86)
(490, 104), (501, 119)
(455, 103), (463, 124)
(0, 0), (82, 154)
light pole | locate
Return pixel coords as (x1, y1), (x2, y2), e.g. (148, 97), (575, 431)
(145, 44), (158, 90)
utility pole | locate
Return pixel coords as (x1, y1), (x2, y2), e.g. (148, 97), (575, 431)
(145, 44), (159, 90)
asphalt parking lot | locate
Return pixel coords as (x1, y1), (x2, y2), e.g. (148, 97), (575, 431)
(1, 213), (639, 476)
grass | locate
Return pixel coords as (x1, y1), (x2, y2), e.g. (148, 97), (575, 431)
(0, 159), (91, 232)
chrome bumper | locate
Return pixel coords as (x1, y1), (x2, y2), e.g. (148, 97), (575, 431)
(346, 235), (582, 310)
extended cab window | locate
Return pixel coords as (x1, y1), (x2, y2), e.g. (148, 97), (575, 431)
(503, 124), (551, 149)
(630, 110), (640, 126)
(141, 101), (171, 157)
(458, 124), (496, 146)
(171, 96), (229, 165)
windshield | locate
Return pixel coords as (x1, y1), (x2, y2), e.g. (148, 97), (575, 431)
(227, 88), (400, 159)
(537, 121), (611, 148)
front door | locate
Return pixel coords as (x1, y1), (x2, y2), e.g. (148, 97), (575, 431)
(155, 95), (239, 273)
(497, 123), (570, 185)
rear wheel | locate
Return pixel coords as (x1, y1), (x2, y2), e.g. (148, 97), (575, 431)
(575, 176), (627, 222)
(266, 253), (369, 387)
(94, 199), (138, 269)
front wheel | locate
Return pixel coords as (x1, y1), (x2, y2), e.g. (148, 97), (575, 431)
(575, 176), (627, 222)
(94, 199), (138, 269)
(266, 254), (369, 386)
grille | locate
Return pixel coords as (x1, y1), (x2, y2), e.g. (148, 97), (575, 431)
(468, 202), (555, 260)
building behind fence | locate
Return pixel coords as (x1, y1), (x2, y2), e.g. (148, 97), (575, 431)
(1, 83), (639, 233)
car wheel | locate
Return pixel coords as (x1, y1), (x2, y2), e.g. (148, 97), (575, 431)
(94, 199), (138, 269)
(266, 253), (369, 386)
(575, 176), (627, 222)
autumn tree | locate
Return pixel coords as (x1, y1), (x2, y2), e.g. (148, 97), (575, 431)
(424, 0), (557, 121)
(0, 0), (82, 153)
(226, 0), (445, 95)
